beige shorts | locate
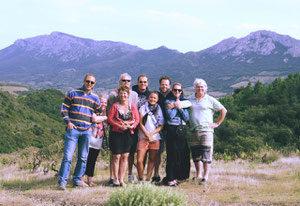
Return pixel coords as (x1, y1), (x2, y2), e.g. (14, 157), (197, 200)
(189, 131), (213, 163)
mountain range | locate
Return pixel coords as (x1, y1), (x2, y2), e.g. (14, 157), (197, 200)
(0, 30), (299, 95)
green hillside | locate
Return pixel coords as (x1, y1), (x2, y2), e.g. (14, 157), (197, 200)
(1, 74), (299, 155)
(215, 73), (300, 154)
(0, 89), (65, 153)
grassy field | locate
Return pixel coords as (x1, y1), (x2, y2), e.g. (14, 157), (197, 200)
(0, 155), (299, 205)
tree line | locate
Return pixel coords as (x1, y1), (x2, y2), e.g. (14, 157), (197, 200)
(1, 73), (299, 156)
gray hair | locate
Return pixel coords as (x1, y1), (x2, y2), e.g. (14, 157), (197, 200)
(119, 73), (132, 81)
(193, 78), (208, 92)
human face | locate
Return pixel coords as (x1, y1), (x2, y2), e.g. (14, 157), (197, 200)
(84, 76), (96, 93)
(172, 85), (182, 98)
(119, 91), (129, 103)
(195, 83), (206, 96)
(138, 76), (148, 92)
(100, 98), (107, 110)
(148, 93), (159, 106)
(160, 79), (171, 94)
(119, 75), (131, 88)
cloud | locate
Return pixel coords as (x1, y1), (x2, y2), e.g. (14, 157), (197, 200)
(89, 5), (117, 14)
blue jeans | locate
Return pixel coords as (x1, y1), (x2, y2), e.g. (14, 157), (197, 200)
(58, 128), (91, 185)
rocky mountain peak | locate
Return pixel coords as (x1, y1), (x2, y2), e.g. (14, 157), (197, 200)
(13, 32), (142, 62)
(206, 30), (300, 58)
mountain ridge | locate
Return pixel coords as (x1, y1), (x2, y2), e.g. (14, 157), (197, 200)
(0, 30), (299, 94)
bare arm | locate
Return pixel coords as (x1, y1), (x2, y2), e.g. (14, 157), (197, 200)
(139, 113), (150, 140)
(148, 125), (163, 138)
(210, 108), (227, 129)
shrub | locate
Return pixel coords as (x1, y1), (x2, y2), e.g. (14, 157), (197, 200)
(106, 183), (188, 206)
(261, 150), (280, 164)
(0, 156), (13, 165)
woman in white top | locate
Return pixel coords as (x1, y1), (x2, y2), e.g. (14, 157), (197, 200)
(137, 91), (164, 181)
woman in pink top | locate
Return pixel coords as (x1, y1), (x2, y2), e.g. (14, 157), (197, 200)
(107, 86), (139, 186)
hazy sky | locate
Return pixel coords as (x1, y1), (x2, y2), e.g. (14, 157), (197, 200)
(1, 0), (300, 52)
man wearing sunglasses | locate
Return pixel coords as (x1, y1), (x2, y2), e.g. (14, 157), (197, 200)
(107, 73), (138, 111)
(58, 74), (102, 190)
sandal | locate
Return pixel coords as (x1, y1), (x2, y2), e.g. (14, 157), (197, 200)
(168, 181), (178, 187)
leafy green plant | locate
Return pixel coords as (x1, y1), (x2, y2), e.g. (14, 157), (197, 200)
(106, 183), (188, 206)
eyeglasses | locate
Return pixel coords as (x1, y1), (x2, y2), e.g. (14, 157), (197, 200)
(121, 79), (131, 82)
(139, 81), (148, 84)
(173, 89), (182, 92)
(85, 80), (95, 85)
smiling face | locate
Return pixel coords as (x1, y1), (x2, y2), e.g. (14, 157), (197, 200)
(194, 83), (206, 96)
(172, 84), (182, 98)
(118, 90), (129, 103)
(160, 79), (171, 94)
(100, 97), (108, 110)
(148, 92), (159, 106)
(84, 75), (96, 93)
(119, 75), (131, 88)
(138, 76), (148, 92)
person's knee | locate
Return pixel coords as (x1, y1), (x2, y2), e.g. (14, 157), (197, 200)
(113, 155), (121, 162)
(121, 153), (129, 160)
(149, 153), (156, 162)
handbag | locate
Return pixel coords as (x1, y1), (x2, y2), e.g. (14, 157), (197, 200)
(175, 119), (186, 136)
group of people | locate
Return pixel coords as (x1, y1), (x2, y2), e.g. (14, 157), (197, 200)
(57, 73), (227, 190)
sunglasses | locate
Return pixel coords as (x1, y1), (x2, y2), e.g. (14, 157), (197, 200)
(139, 81), (148, 84)
(173, 89), (182, 92)
(121, 79), (131, 82)
(85, 80), (95, 85)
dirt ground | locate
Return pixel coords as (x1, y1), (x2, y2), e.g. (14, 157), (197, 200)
(0, 157), (300, 206)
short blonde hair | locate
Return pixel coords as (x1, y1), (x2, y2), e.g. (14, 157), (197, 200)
(84, 73), (96, 81)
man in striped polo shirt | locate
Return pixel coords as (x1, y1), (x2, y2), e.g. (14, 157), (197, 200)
(58, 74), (101, 190)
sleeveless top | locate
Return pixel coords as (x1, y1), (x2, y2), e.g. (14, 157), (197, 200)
(117, 103), (132, 121)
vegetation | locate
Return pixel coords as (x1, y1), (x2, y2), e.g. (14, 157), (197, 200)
(0, 89), (65, 153)
(215, 73), (300, 156)
(1, 73), (299, 157)
(106, 183), (188, 206)
(18, 88), (65, 122)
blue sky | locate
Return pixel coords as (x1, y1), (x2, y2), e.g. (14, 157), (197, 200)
(1, 0), (300, 52)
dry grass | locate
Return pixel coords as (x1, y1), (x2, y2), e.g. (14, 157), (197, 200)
(1, 157), (300, 206)
(0, 86), (28, 96)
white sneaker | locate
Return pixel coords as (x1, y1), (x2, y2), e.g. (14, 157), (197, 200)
(128, 174), (134, 183)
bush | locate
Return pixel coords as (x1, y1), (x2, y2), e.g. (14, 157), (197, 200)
(0, 156), (13, 165)
(106, 183), (188, 206)
(261, 150), (280, 164)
